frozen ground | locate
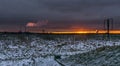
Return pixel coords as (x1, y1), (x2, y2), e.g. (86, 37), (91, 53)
(0, 34), (120, 66)
(58, 46), (120, 66)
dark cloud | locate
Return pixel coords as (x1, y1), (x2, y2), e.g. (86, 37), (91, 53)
(0, 0), (120, 31)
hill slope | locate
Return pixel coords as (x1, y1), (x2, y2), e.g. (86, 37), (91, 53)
(58, 46), (120, 66)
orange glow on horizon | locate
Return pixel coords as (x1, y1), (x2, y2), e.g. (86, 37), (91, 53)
(51, 30), (120, 34)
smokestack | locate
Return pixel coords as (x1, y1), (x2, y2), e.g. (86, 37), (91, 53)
(42, 29), (45, 33)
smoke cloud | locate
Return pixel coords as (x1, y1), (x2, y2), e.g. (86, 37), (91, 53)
(26, 20), (48, 27)
(26, 22), (37, 27)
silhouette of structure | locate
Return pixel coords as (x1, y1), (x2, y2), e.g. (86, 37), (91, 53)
(96, 30), (99, 34)
(104, 18), (113, 39)
(42, 29), (45, 33)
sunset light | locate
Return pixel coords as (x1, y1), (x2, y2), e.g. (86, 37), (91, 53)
(51, 30), (120, 34)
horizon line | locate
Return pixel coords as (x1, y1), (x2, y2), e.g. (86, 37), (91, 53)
(0, 30), (120, 34)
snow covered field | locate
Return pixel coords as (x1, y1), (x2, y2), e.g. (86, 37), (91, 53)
(0, 34), (120, 66)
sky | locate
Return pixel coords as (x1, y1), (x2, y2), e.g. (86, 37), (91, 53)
(0, 0), (120, 32)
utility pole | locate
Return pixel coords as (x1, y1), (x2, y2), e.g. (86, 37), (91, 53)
(104, 18), (113, 39)
(24, 26), (27, 33)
